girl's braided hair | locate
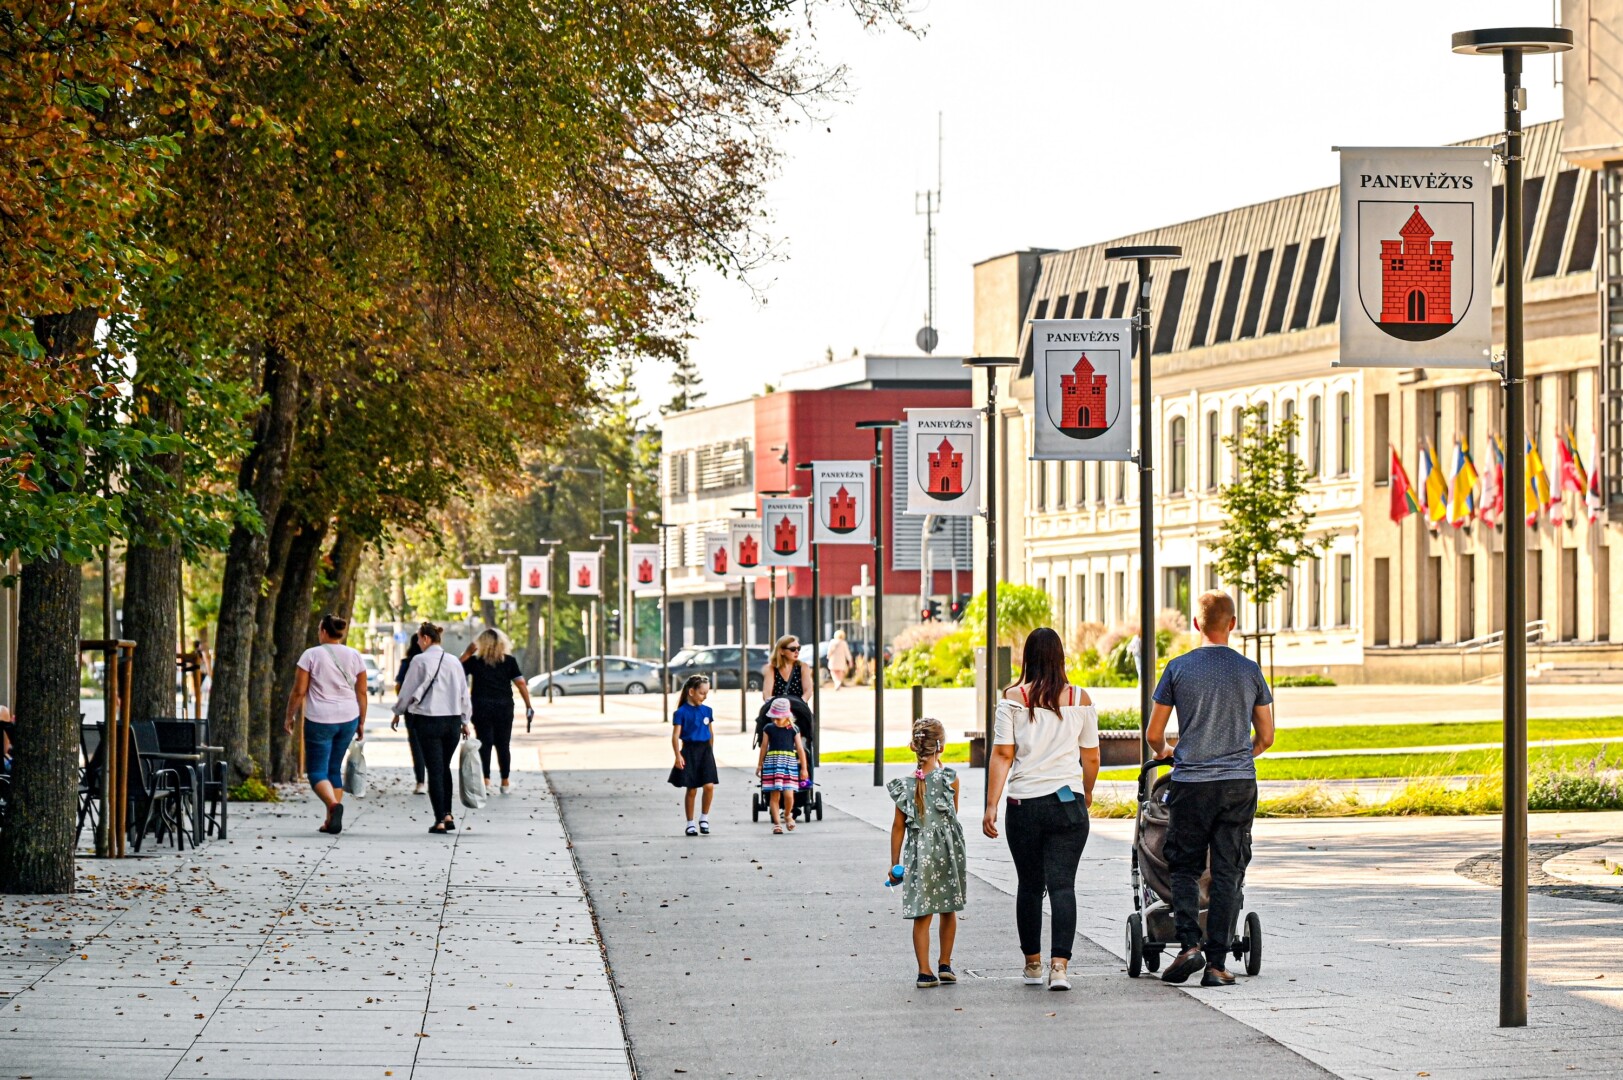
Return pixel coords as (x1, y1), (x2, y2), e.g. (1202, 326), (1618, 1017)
(909, 717), (947, 821)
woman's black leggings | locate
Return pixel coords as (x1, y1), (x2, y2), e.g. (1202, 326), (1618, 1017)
(471, 699), (513, 780)
(405, 718), (426, 784)
(1004, 793), (1090, 959)
(412, 715), (462, 820)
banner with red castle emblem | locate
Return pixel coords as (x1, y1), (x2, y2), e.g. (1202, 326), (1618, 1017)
(1338, 146), (1492, 368)
(567, 551), (601, 595)
(519, 555), (550, 596)
(628, 543), (662, 594)
(811, 460), (871, 545)
(760, 497), (811, 567)
(702, 532), (735, 582)
(1030, 318), (1133, 460)
(479, 563), (508, 602)
(727, 518), (763, 577)
(446, 578), (472, 614)
(905, 408), (981, 516)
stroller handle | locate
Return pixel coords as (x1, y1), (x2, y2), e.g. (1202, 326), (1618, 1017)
(1136, 756), (1175, 801)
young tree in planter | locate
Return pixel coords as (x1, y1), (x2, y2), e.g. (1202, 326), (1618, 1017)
(1210, 404), (1327, 665)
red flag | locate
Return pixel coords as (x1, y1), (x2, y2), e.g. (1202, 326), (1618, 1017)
(1389, 445), (1419, 524)
(1588, 429), (1603, 524)
(1558, 431), (1586, 495)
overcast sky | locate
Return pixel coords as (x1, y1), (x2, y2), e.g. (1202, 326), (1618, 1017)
(631, 0), (1566, 414)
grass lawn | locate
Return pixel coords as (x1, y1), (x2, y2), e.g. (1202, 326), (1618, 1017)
(823, 717), (1623, 773)
(1097, 740), (1623, 783)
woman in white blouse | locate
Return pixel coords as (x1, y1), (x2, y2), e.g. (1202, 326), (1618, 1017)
(391, 622), (472, 834)
(982, 627), (1101, 991)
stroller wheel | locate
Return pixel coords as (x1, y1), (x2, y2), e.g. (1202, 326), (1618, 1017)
(1144, 946), (1162, 973)
(815, 792), (824, 821)
(751, 794), (761, 822)
(1244, 912), (1262, 976)
(1125, 913), (1145, 979)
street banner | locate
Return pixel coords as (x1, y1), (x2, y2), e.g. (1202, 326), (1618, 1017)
(702, 532), (735, 582)
(628, 542), (662, 594)
(446, 578), (472, 614)
(727, 517), (762, 577)
(1337, 146), (1493, 368)
(905, 407), (981, 516)
(567, 551), (601, 595)
(760, 497), (811, 567)
(1029, 319), (1134, 460)
(812, 460), (872, 545)
(479, 563), (508, 602)
(519, 555), (550, 596)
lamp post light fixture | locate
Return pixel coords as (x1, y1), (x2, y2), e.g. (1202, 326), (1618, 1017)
(1452, 23), (1573, 1031)
(1103, 243), (1183, 766)
(729, 504), (757, 733)
(589, 532), (615, 714)
(537, 539), (562, 708)
(961, 356), (1019, 804)
(854, 419), (901, 788)
(794, 462), (821, 765)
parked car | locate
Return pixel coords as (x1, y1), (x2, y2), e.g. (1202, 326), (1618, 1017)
(362, 655), (384, 699)
(528, 655), (661, 697)
(663, 645), (772, 692)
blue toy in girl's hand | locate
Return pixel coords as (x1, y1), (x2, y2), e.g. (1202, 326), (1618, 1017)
(886, 864), (905, 887)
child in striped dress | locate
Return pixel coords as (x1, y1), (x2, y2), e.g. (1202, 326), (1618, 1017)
(755, 697), (808, 834)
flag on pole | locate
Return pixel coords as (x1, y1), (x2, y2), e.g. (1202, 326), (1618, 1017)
(1417, 441), (1432, 516)
(1424, 440), (1448, 526)
(1480, 435), (1505, 527)
(1448, 438), (1479, 527)
(1558, 428), (1587, 496)
(1526, 437), (1553, 526)
(1587, 429), (1603, 524)
(1390, 445), (1420, 523)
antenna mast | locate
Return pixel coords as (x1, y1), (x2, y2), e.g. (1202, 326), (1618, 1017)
(915, 113), (943, 354)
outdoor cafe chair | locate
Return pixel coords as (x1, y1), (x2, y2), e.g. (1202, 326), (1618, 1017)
(75, 725), (103, 848)
(128, 720), (188, 852)
(151, 719), (222, 844)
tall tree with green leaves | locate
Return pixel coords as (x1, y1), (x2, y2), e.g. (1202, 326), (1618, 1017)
(1210, 404), (1327, 660)
(663, 354), (707, 415)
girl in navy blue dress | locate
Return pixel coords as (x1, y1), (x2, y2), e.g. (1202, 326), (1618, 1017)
(669, 676), (719, 836)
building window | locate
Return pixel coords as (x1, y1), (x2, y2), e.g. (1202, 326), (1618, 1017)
(1309, 557), (1323, 629)
(1282, 567), (1296, 630)
(1308, 395), (1322, 476)
(1290, 237), (1326, 331)
(1162, 566), (1192, 620)
(1109, 281), (1131, 319)
(1316, 239), (1341, 324)
(1428, 258), (1444, 273)
(696, 439), (752, 491)
(1056, 575), (1067, 629)
(1337, 554), (1354, 627)
(1035, 461), (1047, 510)
(1169, 416), (1187, 495)
(1230, 405), (1244, 480)
(1077, 460), (1087, 504)
(1115, 462), (1125, 504)
(1056, 461), (1068, 508)
(1096, 572), (1106, 621)
(1189, 260), (1222, 348)
(1283, 400), (1296, 458)
(1337, 391), (1353, 476)
(1204, 409), (1219, 489)
(1373, 394), (1390, 484)
(1568, 173), (1599, 273)
(1213, 253), (1249, 344)
(1094, 462), (1105, 505)
(1153, 268), (1189, 355)
(1239, 248), (1272, 339)
(1391, 259), (1405, 273)
(1264, 243), (1299, 336)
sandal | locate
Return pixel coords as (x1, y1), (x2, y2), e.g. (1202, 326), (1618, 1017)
(786, 821), (796, 832)
(429, 823), (449, 834)
(772, 825), (784, 834)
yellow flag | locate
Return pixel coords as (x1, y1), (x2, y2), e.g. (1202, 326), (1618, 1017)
(1425, 441), (1448, 524)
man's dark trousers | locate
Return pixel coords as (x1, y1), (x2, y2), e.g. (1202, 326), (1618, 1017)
(1164, 778), (1257, 963)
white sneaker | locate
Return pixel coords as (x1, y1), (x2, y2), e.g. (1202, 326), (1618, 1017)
(499, 783), (512, 796)
(413, 783), (427, 795)
(1022, 960), (1044, 986)
(1048, 960), (1071, 991)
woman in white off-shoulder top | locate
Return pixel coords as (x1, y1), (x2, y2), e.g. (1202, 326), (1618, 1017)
(982, 627), (1101, 991)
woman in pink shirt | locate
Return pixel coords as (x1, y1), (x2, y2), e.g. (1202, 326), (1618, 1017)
(283, 614), (369, 835)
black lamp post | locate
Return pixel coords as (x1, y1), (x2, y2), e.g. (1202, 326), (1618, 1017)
(795, 462), (821, 766)
(589, 532), (614, 714)
(1104, 244), (1183, 764)
(537, 539), (561, 708)
(855, 419), (901, 787)
(1452, 23), (1573, 1030)
(962, 356), (1019, 804)
(729, 504), (757, 733)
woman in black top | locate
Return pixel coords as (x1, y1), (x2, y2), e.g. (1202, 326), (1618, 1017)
(460, 629), (533, 793)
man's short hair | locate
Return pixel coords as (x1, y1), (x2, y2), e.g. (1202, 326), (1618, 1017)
(1195, 590), (1236, 632)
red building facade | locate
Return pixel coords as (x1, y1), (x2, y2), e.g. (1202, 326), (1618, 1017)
(1379, 206), (1454, 326)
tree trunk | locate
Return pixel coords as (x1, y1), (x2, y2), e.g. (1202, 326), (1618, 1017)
(522, 597), (542, 679)
(269, 519), (327, 783)
(319, 527), (364, 626)
(122, 384), (184, 726)
(247, 505), (298, 773)
(0, 557), (82, 893)
(210, 345), (300, 781)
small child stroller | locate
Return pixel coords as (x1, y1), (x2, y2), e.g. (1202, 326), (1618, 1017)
(749, 697), (824, 823)
(1126, 757), (1261, 978)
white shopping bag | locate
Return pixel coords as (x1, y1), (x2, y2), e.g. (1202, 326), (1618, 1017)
(343, 736), (368, 797)
(458, 737), (487, 810)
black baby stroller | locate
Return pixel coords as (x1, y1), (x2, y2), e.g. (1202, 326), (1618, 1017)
(749, 697), (823, 823)
(1126, 758), (1261, 978)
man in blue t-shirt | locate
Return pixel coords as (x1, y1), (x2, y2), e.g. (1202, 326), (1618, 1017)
(1146, 590), (1275, 988)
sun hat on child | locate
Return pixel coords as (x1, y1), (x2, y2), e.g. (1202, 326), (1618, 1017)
(766, 697), (792, 719)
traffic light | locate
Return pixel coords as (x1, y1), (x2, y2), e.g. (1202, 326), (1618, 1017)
(922, 599), (942, 622)
(607, 609), (622, 639)
(950, 593), (970, 621)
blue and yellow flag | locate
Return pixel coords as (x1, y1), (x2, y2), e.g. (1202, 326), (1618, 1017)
(1424, 440), (1448, 525)
(1448, 438), (1479, 527)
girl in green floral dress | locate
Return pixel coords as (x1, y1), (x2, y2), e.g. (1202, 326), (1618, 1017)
(887, 718), (968, 988)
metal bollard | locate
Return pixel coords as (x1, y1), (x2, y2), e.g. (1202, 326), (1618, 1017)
(911, 684), (924, 725)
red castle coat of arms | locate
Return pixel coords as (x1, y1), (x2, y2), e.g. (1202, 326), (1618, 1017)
(486, 575), (500, 596)
(737, 534), (760, 567)
(1059, 355), (1108, 431)
(452, 587), (465, 606)
(773, 516), (798, 554)
(926, 437), (964, 498)
(576, 564), (593, 588)
(527, 566), (542, 589)
(826, 485), (857, 533)
(636, 559), (654, 583)
(712, 545), (728, 574)
(1379, 206), (1453, 330)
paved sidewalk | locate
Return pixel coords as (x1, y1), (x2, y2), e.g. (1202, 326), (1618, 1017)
(0, 763), (631, 1080)
(816, 763), (1623, 1080)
